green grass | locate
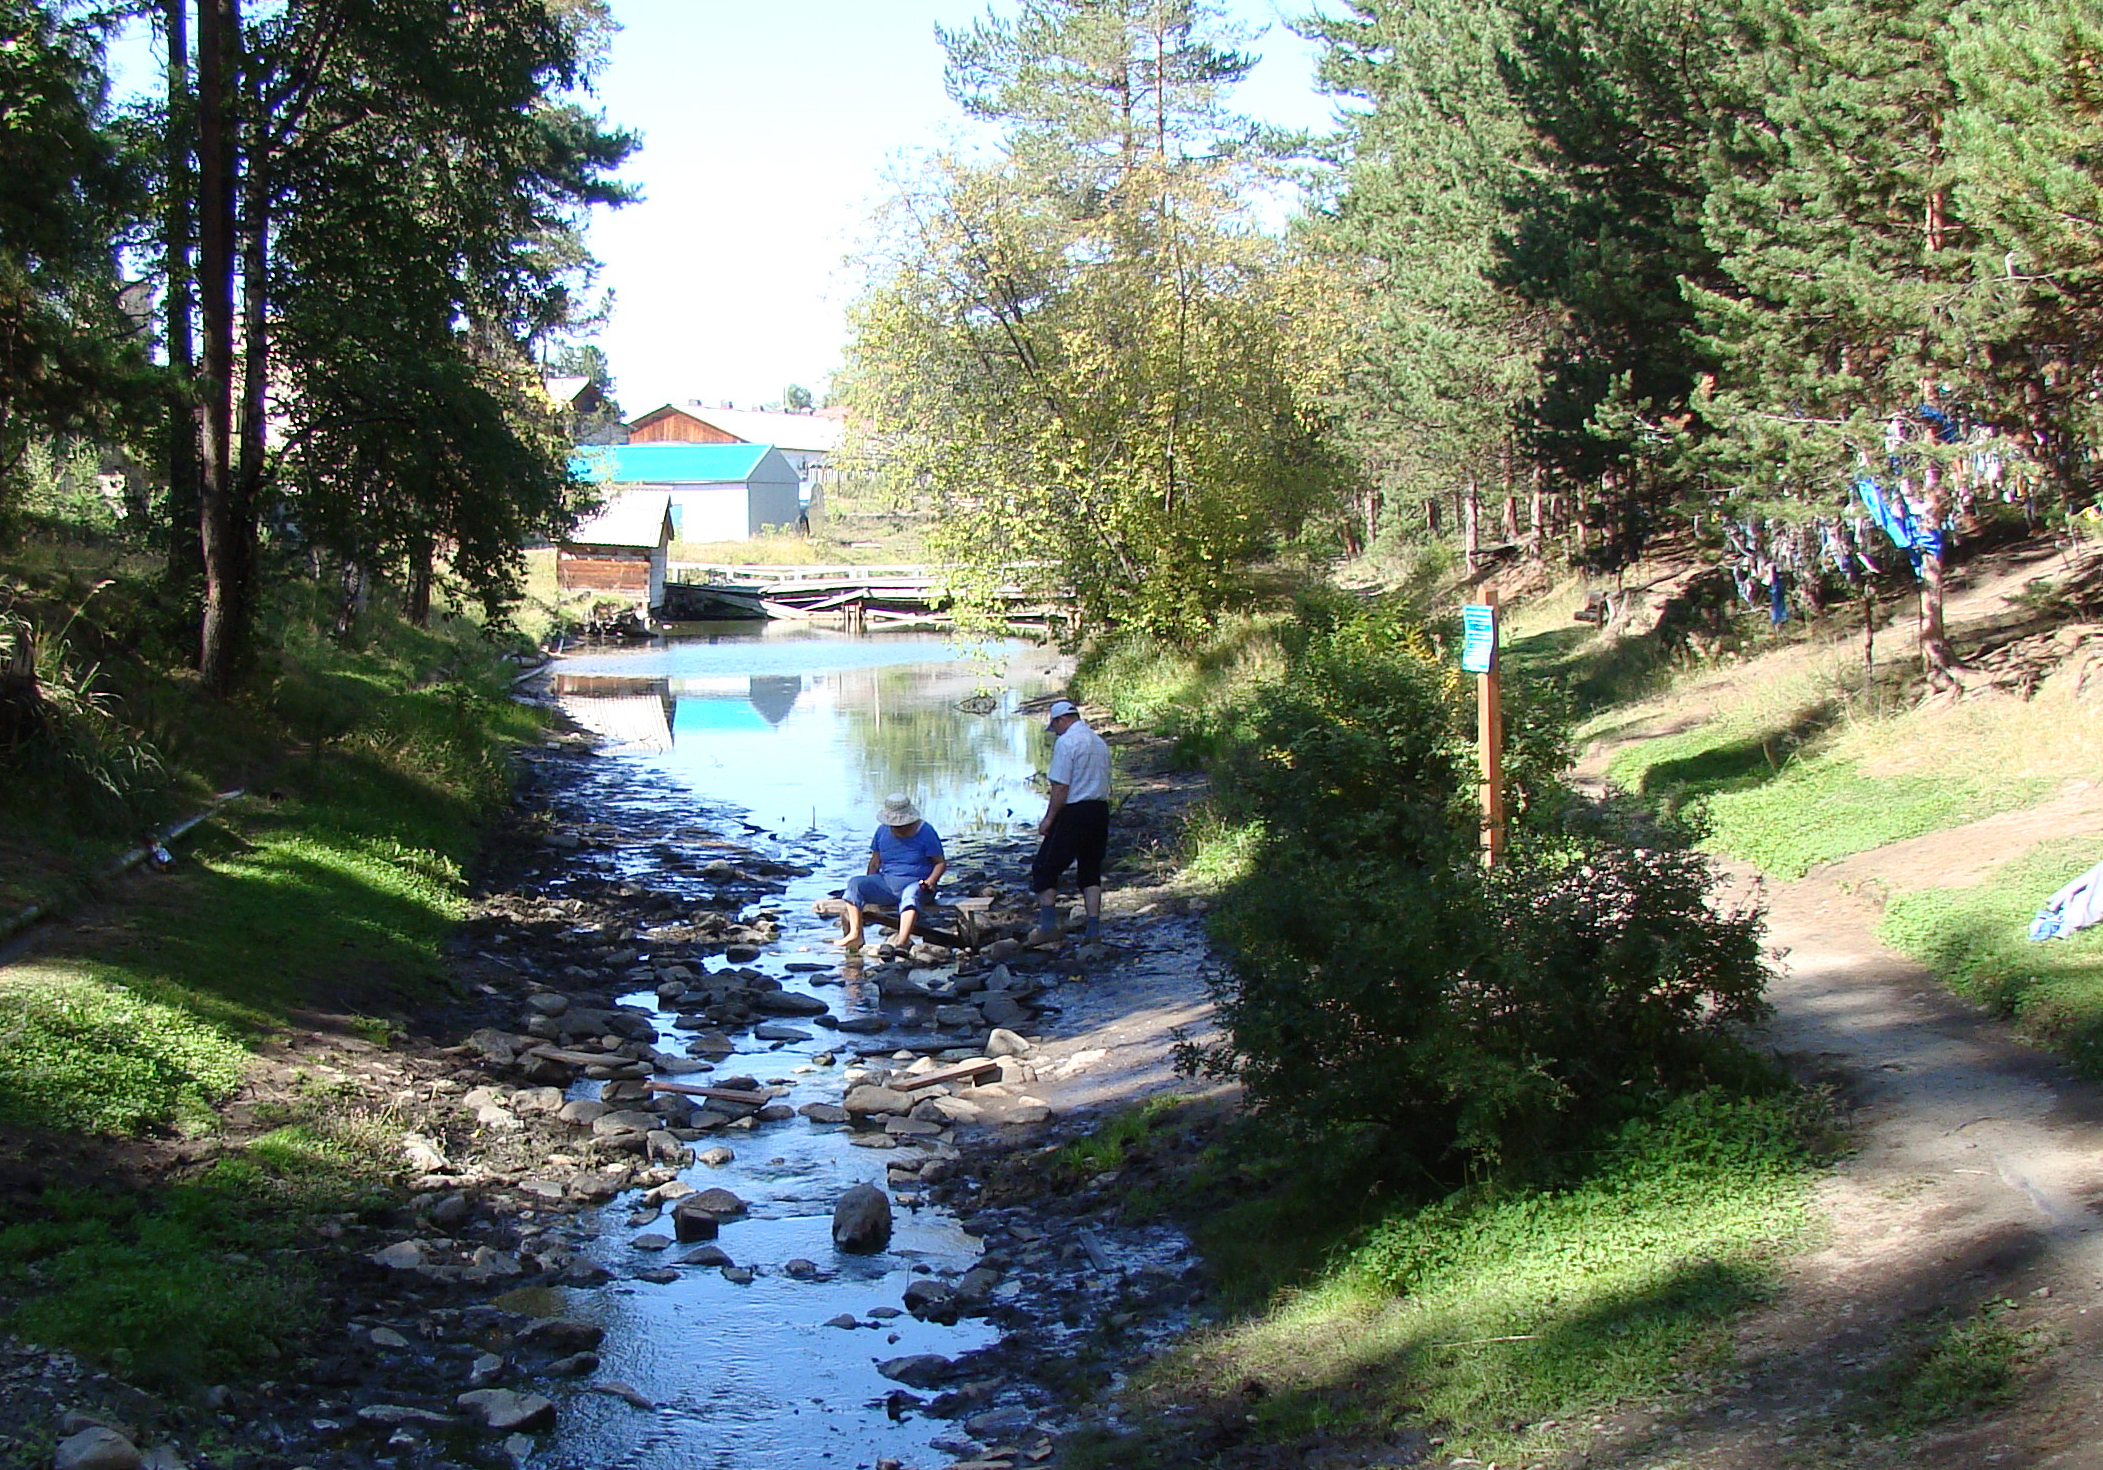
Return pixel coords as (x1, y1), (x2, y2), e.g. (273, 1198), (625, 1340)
(2, 710), (506, 1135)
(0, 975), (249, 1134)
(1602, 716), (2053, 880)
(0, 551), (542, 1388)
(1872, 1305), (2040, 1432)
(1701, 760), (2053, 880)
(0, 1111), (401, 1389)
(1074, 615), (1289, 766)
(1093, 1092), (1820, 1466)
(1503, 619), (1684, 716)
(1880, 838), (2103, 1073)
(1043, 1095), (1194, 1182)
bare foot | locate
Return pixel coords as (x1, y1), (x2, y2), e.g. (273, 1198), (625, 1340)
(831, 933), (863, 950)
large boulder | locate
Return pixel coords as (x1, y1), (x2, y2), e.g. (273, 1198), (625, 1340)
(903, 1278), (960, 1324)
(516, 1319), (604, 1352)
(980, 994), (1029, 1028)
(605, 1011), (659, 1042)
(669, 1187), (745, 1241)
(590, 1110), (661, 1139)
(455, 1389), (557, 1433)
(750, 990), (829, 1017)
(875, 1353), (954, 1388)
(984, 1027), (1033, 1058)
(843, 1084), (912, 1117)
(465, 1028), (519, 1065)
(53, 1427), (143, 1470)
(831, 1183), (893, 1253)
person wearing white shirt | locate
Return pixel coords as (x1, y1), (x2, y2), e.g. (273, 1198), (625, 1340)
(1029, 698), (1111, 944)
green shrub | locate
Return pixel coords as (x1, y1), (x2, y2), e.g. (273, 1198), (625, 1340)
(1195, 836), (1770, 1174)
(1184, 601), (1768, 1176)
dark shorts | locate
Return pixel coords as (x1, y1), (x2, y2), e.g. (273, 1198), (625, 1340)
(1030, 800), (1109, 893)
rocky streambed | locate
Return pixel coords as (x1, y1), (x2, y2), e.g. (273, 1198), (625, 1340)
(17, 709), (1217, 1470)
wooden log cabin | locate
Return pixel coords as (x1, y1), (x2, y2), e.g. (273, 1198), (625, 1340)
(557, 493), (673, 611)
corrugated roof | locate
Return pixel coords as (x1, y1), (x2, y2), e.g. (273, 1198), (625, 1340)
(629, 404), (844, 454)
(571, 442), (777, 484)
(567, 491), (670, 548)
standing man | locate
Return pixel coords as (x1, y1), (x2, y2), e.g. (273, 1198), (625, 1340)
(1029, 698), (1111, 945)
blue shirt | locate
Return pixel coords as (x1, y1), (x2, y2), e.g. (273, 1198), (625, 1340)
(871, 822), (944, 882)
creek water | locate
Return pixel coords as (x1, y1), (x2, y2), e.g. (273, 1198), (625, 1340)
(531, 624), (1066, 1469)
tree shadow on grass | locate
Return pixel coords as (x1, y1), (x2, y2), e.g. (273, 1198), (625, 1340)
(0, 747), (476, 1134)
(1504, 624), (1682, 717)
(1628, 702), (1841, 809)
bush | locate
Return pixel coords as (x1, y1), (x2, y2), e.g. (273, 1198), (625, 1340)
(1185, 600), (1769, 1176)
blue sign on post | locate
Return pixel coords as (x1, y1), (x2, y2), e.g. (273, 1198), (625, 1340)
(1460, 603), (1497, 674)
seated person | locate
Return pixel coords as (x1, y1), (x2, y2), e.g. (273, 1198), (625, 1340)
(835, 793), (946, 952)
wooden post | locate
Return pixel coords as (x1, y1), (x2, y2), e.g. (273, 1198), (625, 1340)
(1477, 591), (1505, 867)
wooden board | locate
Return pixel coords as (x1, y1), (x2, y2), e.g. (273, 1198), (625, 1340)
(644, 1080), (772, 1105)
(809, 897), (968, 949)
(892, 1058), (1001, 1091)
(528, 1046), (643, 1069)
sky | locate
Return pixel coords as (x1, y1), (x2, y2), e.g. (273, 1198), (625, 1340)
(581, 0), (1340, 415)
(107, 2), (1342, 419)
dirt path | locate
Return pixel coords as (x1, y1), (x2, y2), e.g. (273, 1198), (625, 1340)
(1577, 854), (2103, 1470)
(1556, 542), (2103, 1467)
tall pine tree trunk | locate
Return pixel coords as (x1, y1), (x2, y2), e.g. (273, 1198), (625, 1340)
(407, 538), (434, 626)
(1528, 468), (1543, 558)
(196, 0), (240, 694)
(1498, 437), (1518, 542)
(164, 0), (203, 604)
(1462, 476), (1480, 573)
(230, 123), (271, 652)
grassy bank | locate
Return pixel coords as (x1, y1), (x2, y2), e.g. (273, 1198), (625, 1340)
(0, 538), (543, 1386)
(1052, 1092), (1817, 1467)
(1070, 608), (1828, 1462)
(1536, 589), (2103, 1071)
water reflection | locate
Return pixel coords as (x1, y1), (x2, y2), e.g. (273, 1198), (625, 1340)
(550, 630), (1049, 839)
(554, 676), (676, 753)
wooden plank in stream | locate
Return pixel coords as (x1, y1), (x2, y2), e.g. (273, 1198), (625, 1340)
(528, 1046), (641, 1069)
(809, 897), (969, 949)
(892, 1058), (1001, 1092)
(644, 1080), (772, 1105)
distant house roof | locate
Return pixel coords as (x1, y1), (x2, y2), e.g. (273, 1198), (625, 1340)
(543, 375), (592, 405)
(628, 403), (844, 454)
(567, 491), (671, 549)
(571, 443), (779, 484)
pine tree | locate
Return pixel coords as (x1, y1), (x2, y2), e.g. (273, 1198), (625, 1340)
(1492, 0), (1734, 570)
(0, 0), (151, 506)
(1689, 0), (1981, 684)
(1303, 0), (1545, 561)
(1946, 0), (2103, 499)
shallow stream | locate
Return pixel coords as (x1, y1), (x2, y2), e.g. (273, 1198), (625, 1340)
(530, 626), (1066, 1469)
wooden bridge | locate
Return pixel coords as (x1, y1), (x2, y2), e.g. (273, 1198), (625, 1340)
(659, 563), (1060, 631)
